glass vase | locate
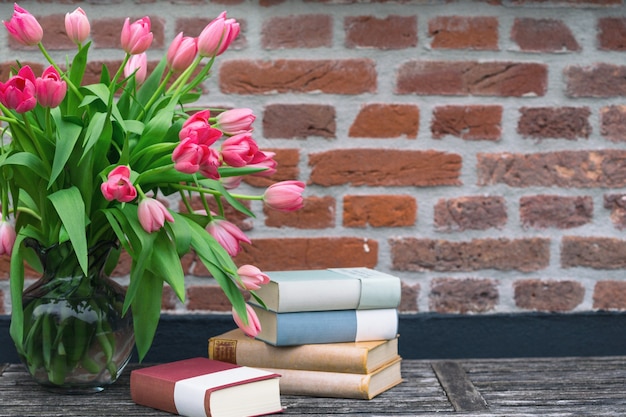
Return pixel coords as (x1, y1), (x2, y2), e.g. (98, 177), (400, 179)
(17, 239), (135, 393)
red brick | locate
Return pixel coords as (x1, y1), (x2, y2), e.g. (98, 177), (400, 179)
(399, 282), (420, 313)
(344, 15), (417, 50)
(565, 64), (626, 97)
(517, 107), (591, 139)
(219, 59), (377, 95)
(390, 238), (550, 272)
(604, 194), (626, 230)
(186, 284), (233, 311)
(431, 105), (502, 141)
(262, 15), (332, 49)
(561, 236), (626, 269)
(600, 105), (626, 142)
(233, 237), (379, 271)
(520, 195), (593, 229)
(348, 104), (419, 138)
(598, 18), (626, 51)
(511, 18), (580, 52)
(477, 150), (626, 188)
(264, 196), (335, 229)
(243, 148), (300, 188)
(430, 278), (499, 313)
(343, 195), (417, 228)
(593, 281), (626, 310)
(91, 17), (165, 50)
(428, 16), (498, 50)
(263, 104), (335, 138)
(396, 61), (547, 97)
(514, 279), (584, 312)
(434, 196), (507, 232)
(309, 149), (462, 187)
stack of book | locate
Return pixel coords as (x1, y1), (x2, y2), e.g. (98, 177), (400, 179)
(209, 267), (403, 400)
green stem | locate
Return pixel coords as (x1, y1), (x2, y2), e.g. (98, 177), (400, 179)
(21, 115), (51, 173)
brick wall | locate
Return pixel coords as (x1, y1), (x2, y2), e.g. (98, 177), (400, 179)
(1, 0), (626, 318)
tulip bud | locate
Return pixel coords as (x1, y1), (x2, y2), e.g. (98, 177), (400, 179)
(3, 4), (43, 46)
(215, 108), (255, 135)
(65, 7), (90, 45)
(124, 53), (147, 85)
(236, 265), (270, 291)
(232, 304), (261, 338)
(206, 218), (250, 257)
(120, 16), (153, 55)
(166, 32), (197, 73)
(138, 198), (174, 233)
(0, 220), (16, 256)
(197, 11), (239, 57)
(263, 180), (305, 212)
(35, 66), (67, 108)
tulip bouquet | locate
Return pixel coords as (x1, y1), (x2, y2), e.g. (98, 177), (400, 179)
(0, 1), (305, 375)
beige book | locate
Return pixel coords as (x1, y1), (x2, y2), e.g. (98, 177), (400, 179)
(209, 328), (399, 374)
(262, 357), (403, 400)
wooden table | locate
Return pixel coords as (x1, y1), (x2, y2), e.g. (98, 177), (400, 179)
(2, 357), (626, 416)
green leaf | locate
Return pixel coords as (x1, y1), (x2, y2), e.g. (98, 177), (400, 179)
(0, 153), (49, 181)
(49, 109), (82, 188)
(82, 112), (107, 154)
(136, 105), (175, 150)
(203, 179), (255, 218)
(48, 187), (88, 275)
(131, 269), (163, 362)
(150, 232), (185, 302)
(168, 212), (192, 256)
(185, 218), (247, 319)
(9, 233), (28, 352)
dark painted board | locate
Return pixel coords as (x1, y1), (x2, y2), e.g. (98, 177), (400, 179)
(2, 312), (626, 363)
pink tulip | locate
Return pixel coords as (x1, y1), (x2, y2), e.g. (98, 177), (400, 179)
(3, 4), (43, 46)
(0, 221), (16, 256)
(263, 180), (305, 212)
(198, 147), (222, 180)
(207, 218), (250, 257)
(35, 66), (67, 108)
(124, 53), (147, 85)
(215, 108), (255, 135)
(120, 16), (153, 55)
(65, 7), (90, 45)
(0, 65), (37, 113)
(100, 165), (137, 203)
(232, 304), (261, 338)
(166, 32), (197, 73)
(179, 110), (221, 145)
(220, 175), (242, 189)
(236, 265), (270, 291)
(197, 11), (240, 57)
(247, 151), (277, 177)
(220, 133), (258, 168)
(138, 198), (174, 233)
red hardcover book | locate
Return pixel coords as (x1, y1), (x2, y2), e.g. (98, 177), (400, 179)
(130, 357), (282, 417)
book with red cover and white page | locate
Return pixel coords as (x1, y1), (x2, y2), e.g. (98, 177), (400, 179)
(130, 357), (282, 417)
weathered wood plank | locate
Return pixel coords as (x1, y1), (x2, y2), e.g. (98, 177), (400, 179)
(1, 358), (626, 416)
(431, 361), (488, 411)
